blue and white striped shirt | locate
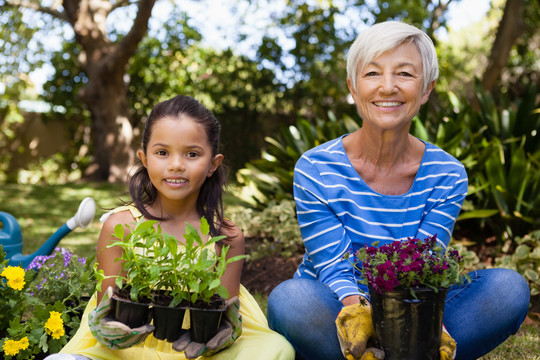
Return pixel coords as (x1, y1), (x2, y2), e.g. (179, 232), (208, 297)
(293, 135), (468, 301)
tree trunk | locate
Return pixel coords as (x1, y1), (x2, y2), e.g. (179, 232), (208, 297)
(81, 67), (134, 182)
(481, 0), (526, 92)
(7, 0), (159, 182)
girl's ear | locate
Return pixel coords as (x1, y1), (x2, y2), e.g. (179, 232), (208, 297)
(137, 149), (148, 168)
(208, 154), (224, 177)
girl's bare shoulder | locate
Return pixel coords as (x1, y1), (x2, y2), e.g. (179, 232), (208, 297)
(99, 208), (139, 242)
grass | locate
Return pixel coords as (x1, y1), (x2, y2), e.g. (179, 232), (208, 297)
(1, 182), (538, 358)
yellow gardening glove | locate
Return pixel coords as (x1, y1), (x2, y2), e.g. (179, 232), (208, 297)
(360, 348), (385, 360)
(336, 302), (383, 360)
(440, 325), (457, 360)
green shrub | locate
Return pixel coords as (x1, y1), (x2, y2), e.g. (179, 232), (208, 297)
(495, 230), (540, 296)
(236, 112), (360, 207)
(229, 199), (303, 260)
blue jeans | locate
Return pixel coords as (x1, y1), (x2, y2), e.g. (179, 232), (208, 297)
(267, 269), (530, 360)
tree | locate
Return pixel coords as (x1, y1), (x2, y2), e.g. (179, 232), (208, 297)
(482, 0), (539, 99)
(481, 0), (526, 92)
(1, 0), (157, 182)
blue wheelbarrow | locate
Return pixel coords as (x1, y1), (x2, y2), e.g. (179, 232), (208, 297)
(0, 197), (96, 268)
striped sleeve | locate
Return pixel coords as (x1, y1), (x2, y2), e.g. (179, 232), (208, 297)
(414, 147), (469, 248)
(293, 151), (362, 301)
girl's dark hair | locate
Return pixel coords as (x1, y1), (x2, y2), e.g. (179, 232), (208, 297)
(129, 95), (229, 236)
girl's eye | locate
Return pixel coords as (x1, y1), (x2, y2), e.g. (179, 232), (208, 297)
(156, 150), (168, 156)
(187, 151), (199, 158)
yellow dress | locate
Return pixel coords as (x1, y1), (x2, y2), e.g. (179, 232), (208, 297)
(59, 206), (295, 360)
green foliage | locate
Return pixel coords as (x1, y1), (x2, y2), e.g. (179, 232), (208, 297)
(236, 112), (360, 207)
(181, 218), (245, 303)
(26, 248), (95, 311)
(450, 243), (483, 273)
(229, 199), (303, 260)
(99, 218), (165, 303)
(495, 230), (540, 297)
(458, 82), (540, 239)
(0, 246), (94, 359)
(96, 217), (245, 306)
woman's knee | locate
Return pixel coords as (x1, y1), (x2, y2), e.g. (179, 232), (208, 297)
(486, 268), (530, 309)
(268, 279), (305, 328)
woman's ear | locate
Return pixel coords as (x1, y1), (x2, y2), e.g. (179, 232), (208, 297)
(347, 77), (357, 102)
(137, 149), (147, 168)
(421, 80), (436, 104)
(208, 154), (224, 177)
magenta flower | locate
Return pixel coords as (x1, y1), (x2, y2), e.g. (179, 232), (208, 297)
(347, 235), (466, 294)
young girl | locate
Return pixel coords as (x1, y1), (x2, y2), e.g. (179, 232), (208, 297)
(45, 95), (295, 360)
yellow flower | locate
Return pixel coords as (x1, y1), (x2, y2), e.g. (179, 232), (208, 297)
(18, 337), (29, 351)
(1, 266), (26, 291)
(44, 311), (65, 339)
(2, 339), (20, 356)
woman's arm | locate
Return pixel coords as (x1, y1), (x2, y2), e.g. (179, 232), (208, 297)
(294, 154), (361, 302)
(215, 221), (245, 299)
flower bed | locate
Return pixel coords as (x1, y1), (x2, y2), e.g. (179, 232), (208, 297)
(0, 247), (95, 359)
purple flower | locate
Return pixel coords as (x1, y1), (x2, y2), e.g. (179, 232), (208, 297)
(345, 235), (465, 293)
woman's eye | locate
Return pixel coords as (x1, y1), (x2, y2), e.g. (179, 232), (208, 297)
(365, 71), (378, 77)
(399, 71), (413, 77)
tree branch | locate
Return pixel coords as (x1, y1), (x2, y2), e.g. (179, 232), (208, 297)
(4, 0), (67, 21)
(111, 0), (156, 68)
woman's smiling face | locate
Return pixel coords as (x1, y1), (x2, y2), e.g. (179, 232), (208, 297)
(347, 42), (434, 133)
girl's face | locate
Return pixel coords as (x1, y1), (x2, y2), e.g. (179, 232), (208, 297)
(347, 42), (434, 133)
(138, 115), (223, 207)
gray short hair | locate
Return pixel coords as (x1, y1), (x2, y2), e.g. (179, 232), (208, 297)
(346, 21), (439, 93)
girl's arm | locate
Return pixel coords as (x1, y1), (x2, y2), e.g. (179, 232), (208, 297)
(96, 211), (133, 302)
(216, 220), (245, 299)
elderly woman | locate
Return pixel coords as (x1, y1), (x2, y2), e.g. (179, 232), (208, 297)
(267, 21), (530, 360)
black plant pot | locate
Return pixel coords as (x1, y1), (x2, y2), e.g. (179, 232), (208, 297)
(153, 304), (187, 342)
(112, 287), (152, 328)
(369, 286), (448, 360)
(189, 306), (226, 343)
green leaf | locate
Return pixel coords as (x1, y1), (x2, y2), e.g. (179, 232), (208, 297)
(200, 217), (210, 236)
(514, 244), (531, 259)
(457, 209), (499, 220)
(113, 224), (124, 240)
(523, 269), (539, 282)
(208, 279), (221, 290)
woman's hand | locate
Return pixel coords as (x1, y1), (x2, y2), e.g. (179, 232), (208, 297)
(440, 326), (457, 360)
(335, 299), (383, 360)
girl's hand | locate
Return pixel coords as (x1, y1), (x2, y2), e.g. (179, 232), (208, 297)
(172, 296), (242, 358)
(89, 287), (154, 349)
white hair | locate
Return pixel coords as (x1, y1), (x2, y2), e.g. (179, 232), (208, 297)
(346, 21), (439, 92)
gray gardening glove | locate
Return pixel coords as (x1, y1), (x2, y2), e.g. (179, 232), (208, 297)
(172, 296), (242, 358)
(88, 286), (154, 349)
